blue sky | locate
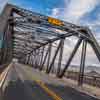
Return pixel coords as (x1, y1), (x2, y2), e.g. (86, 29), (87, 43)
(9, 0), (65, 16)
(0, 0), (100, 38)
(0, 1), (99, 22)
(0, 0), (100, 66)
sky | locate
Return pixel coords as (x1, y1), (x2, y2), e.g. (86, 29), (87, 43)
(0, 0), (100, 37)
(0, 0), (100, 67)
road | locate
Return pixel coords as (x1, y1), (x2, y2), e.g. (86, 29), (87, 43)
(2, 63), (99, 100)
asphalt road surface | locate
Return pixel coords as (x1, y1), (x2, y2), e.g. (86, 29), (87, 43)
(2, 63), (100, 100)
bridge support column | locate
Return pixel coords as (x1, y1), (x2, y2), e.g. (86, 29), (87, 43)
(46, 40), (63, 74)
(57, 38), (64, 77)
(78, 40), (87, 86)
(39, 47), (44, 69)
(46, 43), (52, 72)
(39, 45), (50, 71)
(58, 38), (82, 78)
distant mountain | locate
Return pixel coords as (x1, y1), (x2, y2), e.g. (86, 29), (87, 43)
(69, 65), (100, 73)
(86, 66), (100, 73)
(54, 63), (100, 74)
(86, 70), (100, 77)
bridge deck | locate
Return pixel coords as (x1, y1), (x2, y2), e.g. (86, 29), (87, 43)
(2, 63), (99, 100)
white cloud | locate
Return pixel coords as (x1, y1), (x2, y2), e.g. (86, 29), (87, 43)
(51, 0), (99, 24)
(51, 8), (59, 17)
(63, 0), (99, 23)
(50, 0), (100, 66)
(82, 12), (100, 38)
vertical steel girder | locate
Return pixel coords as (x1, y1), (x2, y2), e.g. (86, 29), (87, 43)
(36, 49), (41, 68)
(37, 49), (41, 67)
(31, 53), (34, 66)
(0, 4), (13, 64)
(0, 24), (8, 64)
(25, 55), (28, 64)
(58, 38), (83, 78)
(29, 56), (32, 65)
(32, 50), (37, 68)
(78, 40), (87, 86)
(46, 43), (52, 72)
(32, 55), (35, 66)
(46, 40), (63, 74)
(1, 21), (13, 64)
(57, 38), (64, 76)
(35, 50), (39, 68)
(39, 47), (45, 68)
(26, 55), (29, 64)
(29, 52), (33, 65)
(39, 45), (50, 70)
(32, 51), (36, 66)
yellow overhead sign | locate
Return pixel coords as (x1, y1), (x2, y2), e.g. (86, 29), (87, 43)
(48, 17), (63, 26)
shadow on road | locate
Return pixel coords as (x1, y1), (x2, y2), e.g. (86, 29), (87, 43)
(3, 79), (99, 100)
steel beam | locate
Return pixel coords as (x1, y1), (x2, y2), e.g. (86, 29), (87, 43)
(46, 43), (52, 72)
(39, 45), (50, 71)
(39, 47), (45, 68)
(58, 38), (83, 78)
(35, 49), (40, 68)
(37, 49), (42, 67)
(57, 38), (64, 76)
(46, 40), (63, 74)
(78, 40), (87, 86)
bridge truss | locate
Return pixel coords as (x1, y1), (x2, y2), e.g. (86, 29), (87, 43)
(0, 4), (100, 86)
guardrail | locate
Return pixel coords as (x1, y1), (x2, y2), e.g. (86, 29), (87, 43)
(65, 72), (100, 87)
(0, 63), (9, 74)
(0, 63), (12, 99)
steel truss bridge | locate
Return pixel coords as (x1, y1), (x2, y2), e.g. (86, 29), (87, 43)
(0, 4), (100, 100)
